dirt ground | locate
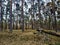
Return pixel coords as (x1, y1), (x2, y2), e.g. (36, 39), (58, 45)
(0, 30), (60, 45)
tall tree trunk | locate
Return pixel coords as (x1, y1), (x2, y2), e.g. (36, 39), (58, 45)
(52, 0), (57, 32)
(21, 0), (24, 32)
(49, 16), (51, 29)
(16, 15), (18, 30)
(37, 0), (41, 28)
(0, 0), (2, 31)
(13, 16), (14, 29)
(1, 7), (3, 31)
(0, 0), (3, 31)
(31, 0), (34, 29)
(9, 0), (12, 32)
(5, 7), (8, 30)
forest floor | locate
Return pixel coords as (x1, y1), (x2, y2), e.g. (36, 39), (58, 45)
(0, 30), (60, 45)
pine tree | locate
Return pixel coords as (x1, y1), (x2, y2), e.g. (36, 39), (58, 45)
(9, 0), (13, 32)
(21, 0), (24, 32)
(0, 0), (3, 31)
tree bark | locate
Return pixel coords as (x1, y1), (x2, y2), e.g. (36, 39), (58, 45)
(21, 0), (24, 32)
(37, 0), (42, 28)
(31, 0), (35, 29)
(51, 0), (57, 32)
(9, 0), (12, 32)
(0, 0), (3, 31)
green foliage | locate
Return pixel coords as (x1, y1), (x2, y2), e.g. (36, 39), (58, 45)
(58, 20), (60, 25)
(55, 42), (60, 45)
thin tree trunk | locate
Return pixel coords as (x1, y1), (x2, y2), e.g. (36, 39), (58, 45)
(16, 15), (18, 30)
(9, 0), (12, 32)
(21, 0), (24, 32)
(49, 16), (51, 30)
(0, 0), (3, 31)
(5, 7), (8, 30)
(37, 0), (42, 28)
(13, 16), (14, 29)
(52, 0), (57, 32)
(0, 0), (2, 31)
(31, 0), (35, 29)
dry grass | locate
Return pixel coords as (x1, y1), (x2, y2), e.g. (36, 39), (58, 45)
(0, 30), (60, 45)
